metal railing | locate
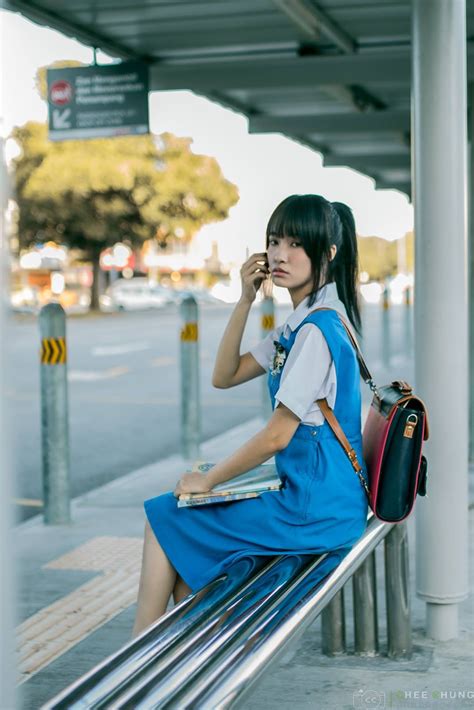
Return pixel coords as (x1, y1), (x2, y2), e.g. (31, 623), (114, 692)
(42, 514), (410, 709)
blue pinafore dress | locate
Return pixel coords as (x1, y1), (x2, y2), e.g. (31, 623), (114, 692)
(144, 309), (368, 594)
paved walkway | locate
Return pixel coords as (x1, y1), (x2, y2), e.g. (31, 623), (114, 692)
(14, 416), (474, 710)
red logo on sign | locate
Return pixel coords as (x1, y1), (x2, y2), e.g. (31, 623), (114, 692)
(50, 80), (73, 106)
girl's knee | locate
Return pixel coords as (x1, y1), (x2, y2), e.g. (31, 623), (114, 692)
(144, 519), (157, 545)
(144, 518), (153, 535)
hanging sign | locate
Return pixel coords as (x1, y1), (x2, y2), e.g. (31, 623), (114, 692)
(47, 61), (149, 141)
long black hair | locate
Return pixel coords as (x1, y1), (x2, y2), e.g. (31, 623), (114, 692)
(266, 194), (362, 333)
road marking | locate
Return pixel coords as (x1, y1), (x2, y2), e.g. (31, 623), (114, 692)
(13, 498), (43, 508)
(7, 388), (259, 407)
(204, 398), (261, 406)
(69, 395), (260, 407)
(150, 356), (175, 367)
(5, 390), (35, 401)
(151, 354), (210, 366)
(68, 366), (129, 382)
(75, 394), (178, 405)
(92, 342), (150, 356)
(16, 536), (142, 684)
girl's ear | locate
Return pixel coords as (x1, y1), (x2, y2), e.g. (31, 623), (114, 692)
(329, 244), (337, 262)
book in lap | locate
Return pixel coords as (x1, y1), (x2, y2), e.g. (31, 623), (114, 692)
(177, 462), (282, 508)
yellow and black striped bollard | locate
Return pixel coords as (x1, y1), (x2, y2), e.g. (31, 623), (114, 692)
(261, 295), (275, 419)
(180, 295), (201, 460)
(39, 302), (71, 524)
(381, 279), (391, 367)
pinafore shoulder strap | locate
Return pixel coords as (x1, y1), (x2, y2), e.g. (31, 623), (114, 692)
(309, 307), (371, 497)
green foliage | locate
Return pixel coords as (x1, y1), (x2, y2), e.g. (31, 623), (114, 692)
(11, 119), (239, 306)
(12, 122), (239, 252)
(358, 232), (413, 280)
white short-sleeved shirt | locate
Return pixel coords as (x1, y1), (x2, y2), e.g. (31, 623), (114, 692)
(249, 283), (352, 426)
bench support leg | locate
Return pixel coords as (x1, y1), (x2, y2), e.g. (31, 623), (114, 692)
(321, 588), (346, 655)
(353, 551), (379, 655)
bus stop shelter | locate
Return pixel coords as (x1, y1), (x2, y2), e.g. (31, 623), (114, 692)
(2, 0), (471, 647)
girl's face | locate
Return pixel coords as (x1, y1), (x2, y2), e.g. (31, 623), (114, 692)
(267, 234), (313, 293)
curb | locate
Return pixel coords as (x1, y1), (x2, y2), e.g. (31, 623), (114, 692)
(16, 416), (265, 531)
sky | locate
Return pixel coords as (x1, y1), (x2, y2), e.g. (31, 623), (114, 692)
(0, 8), (413, 266)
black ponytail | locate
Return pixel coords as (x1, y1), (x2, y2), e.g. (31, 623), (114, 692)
(329, 201), (362, 335)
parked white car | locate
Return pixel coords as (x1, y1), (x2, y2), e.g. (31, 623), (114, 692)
(101, 278), (175, 311)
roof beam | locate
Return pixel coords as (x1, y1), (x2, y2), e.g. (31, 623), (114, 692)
(273, 3), (388, 116)
(4, 0), (147, 61)
(324, 153), (410, 169)
(376, 180), (411, 196)
(272, 0), (356, 53)
(202, 91), (261, 117)
(249, 110), (410, 135)
(150, 51), (411, 91)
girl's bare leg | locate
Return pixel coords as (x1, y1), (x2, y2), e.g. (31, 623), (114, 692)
(173, 574), (192, 604)
(131, 520), (178, 639)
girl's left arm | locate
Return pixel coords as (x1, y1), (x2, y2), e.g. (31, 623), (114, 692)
(175, 404), (300, 495)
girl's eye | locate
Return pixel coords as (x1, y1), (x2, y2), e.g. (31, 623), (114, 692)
(268, 238), (301, 246)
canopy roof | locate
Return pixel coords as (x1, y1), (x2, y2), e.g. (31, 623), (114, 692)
(6, 0), (474, 199)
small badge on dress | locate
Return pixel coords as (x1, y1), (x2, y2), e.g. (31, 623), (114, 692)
(270, 341), (287, 376)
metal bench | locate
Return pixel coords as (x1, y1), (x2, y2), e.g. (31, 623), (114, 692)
(42, 514), (411, 709)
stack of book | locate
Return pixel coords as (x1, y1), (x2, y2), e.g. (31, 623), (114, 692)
(177, 461), (283, 508)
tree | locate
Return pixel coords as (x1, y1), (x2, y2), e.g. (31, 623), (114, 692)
(12, 122), (239, 308)
(358, 232), (413, 281)
(11, 64), (239, 308)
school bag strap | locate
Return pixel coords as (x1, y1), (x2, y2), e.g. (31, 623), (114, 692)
(305, 307), (369, 495)
(312, 307), (429, 438)
(316, 398), (370, 498)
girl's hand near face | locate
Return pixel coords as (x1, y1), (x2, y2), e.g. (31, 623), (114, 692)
(240, 252), (270, 304)
(173, 472), (213, 498)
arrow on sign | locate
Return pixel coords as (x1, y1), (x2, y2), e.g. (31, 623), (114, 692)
(52, 108), (72, 129)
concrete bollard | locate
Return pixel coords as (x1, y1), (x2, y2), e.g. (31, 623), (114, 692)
(39, 302), (71, 524)
(358, 293), (365, 353)
(382, 279), (390, 311)
(0, 135), (16, 708)
(180, 295), (201, 460)
(381, 283), (391, 367)
(384, 523), (412, 658)
(260, 296), (275, 420)
(321, 588), (346, 655)
(352, 551), (379, 655)
(405, 286), (411, 307)
(405, 287), (413, 354)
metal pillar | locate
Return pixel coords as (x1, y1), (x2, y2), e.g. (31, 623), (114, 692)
(381, 306), (391, 367)
(469, 82), (474, 463)
(404, 290), (412, 355)
(0, 137), (16, 708)
(180, 295), (201, 460)
(412, 0), (469, 639)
